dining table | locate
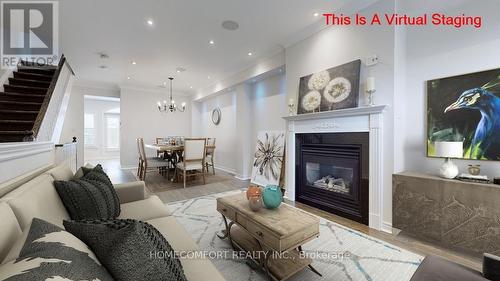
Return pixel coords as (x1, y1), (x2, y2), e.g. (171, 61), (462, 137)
(145, 143), (216, 180)
(145, 143), (216, 152)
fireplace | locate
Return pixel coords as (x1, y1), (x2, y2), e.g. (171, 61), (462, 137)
(295, 132), (369, 225)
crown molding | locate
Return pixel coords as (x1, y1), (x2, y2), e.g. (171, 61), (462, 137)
(119, 84), (193, 97)
(72, 79), (120, 92)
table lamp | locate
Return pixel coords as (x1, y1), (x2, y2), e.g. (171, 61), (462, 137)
(434, 141), (463, 179)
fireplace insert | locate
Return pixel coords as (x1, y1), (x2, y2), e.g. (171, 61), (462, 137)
(295, 132), (369, 224)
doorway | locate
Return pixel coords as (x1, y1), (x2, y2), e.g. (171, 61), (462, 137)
(83, 95), (121, 162)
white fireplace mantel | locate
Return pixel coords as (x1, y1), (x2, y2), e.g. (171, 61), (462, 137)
(282, 105), (388, 232)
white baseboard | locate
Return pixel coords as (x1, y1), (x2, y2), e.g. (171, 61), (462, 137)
(214, 164), (236, 175)
(235, 176), (251, 181)
(381, 221), (393, 234)
(120, 165), (137, 170)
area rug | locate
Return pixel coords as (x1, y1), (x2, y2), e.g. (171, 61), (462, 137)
(166, 190), (422, 281)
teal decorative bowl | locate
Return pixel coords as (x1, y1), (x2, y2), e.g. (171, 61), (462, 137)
(262, 185), (283, 209)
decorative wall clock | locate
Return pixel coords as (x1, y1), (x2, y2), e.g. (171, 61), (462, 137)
(212, 107), (221, 125)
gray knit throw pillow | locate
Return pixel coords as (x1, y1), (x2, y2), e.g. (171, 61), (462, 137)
(54, 164), (120, 220)
(64, 219), (187, 281)
(0, 218), (113, 281)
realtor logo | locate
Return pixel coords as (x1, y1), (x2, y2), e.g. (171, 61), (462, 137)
(1, 1), (58, 68)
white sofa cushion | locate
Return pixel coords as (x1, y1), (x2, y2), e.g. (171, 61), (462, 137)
(147, 216), (226, 281)
(45, 164), (74, 181)
(1, 228), (27, 264)
(7, 174), (70, 231)
(0, 203), (22, 263)
(118, 195), (171, 221)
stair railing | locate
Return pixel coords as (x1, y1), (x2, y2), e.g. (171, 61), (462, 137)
(31, 54), (74, 140)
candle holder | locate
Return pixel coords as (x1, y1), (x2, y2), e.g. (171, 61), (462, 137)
(366, 89), (376, 106)
(288, 101), (296, 116)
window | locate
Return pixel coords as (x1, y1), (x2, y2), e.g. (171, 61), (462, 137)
(104, 113), (120, 150)
(84, 113), (95, 146)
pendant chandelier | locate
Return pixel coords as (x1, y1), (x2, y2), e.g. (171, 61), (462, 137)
(157, 77), (186, 113)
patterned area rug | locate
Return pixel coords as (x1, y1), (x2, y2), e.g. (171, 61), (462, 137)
(166, 190), (422, 281)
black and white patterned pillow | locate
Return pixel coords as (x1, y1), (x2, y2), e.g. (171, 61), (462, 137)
(54, 164), (121, 220)
(64, 219), (187, 281)
(0, 218), (113, 281)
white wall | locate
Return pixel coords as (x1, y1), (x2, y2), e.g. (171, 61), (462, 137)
(250, 73), (287, 147)
(120, 87), (191, 168)
(60, 82), (120, 167)
(191, 72), (287, 178)
(191, 91), (237, 173)
(83, 98), (121, 160)
(285, 0), (396, 227)
(400, 0), (500, 178)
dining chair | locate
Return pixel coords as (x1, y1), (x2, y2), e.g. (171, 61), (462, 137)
(155, 137), (166, 157)
(174, 138), (206, 188)
(136, 138), (168, 181)
(205, 138), (216, 175)
(156, 137), (174, 176)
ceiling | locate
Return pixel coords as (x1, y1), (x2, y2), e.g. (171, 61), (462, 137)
(59, 0), (374, 94)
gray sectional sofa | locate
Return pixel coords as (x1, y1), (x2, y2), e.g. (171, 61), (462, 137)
(0, 164), (225, 281)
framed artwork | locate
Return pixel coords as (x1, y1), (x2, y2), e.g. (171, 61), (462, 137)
(297, 59), (361, 114)
(251, 131), (285, 186)
(427, 68), (500, 160)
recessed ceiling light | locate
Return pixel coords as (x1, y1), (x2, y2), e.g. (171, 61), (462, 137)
(162, 81), (167, 86)
(222, 20), (239, 31)
(209, 40), (215, 45)
(190, 86), (193, 89)
(98, 52), (109, 59)
(127, 76), (131, 80)
(313, 12), (319, 17)
(147, 19), (154, 26)
(131, 61), (137, 65)
(207, 76), (211, 79)
(248, 52), (253, 56)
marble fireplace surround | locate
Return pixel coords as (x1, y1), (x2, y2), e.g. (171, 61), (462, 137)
(283, 105), (387, 231)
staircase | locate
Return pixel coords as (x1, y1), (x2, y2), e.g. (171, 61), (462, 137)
(0, 61), (59, 142)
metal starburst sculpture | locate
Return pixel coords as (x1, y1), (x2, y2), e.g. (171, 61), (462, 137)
(253, 132), (284, 181)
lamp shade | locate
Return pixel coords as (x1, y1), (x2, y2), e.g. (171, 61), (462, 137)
(434, 141), (463, 158)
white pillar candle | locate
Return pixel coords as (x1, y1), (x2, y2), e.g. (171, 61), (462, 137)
(366, 77), (375, 91)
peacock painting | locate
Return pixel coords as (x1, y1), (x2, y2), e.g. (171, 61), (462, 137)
(427, 68), (500, 161)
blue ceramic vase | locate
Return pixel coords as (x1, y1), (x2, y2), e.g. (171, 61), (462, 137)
(262, 185), (283, 209)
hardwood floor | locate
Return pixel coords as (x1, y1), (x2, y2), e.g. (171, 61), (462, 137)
(288, 200), (482, 272)
(141, 169), (247, 203)
(97, 160), (482, 272)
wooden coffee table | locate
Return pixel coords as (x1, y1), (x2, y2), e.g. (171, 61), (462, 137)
(216, 193), (321, 281)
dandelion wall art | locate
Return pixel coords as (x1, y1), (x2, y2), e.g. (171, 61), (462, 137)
(297, 60), (361, 114)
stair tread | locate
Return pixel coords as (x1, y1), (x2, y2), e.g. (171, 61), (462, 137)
(0, 109), (39, 114)
(13, 72), (53, 79)
(9, 78), (52, 85)
(0, 130), (34, 135)
(0, 100), (42, 105)
(17, 66), (56, 72)
(4, 85), (48, 90)
(0, 92), (46, 97)
(0, 120), (34, 123)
